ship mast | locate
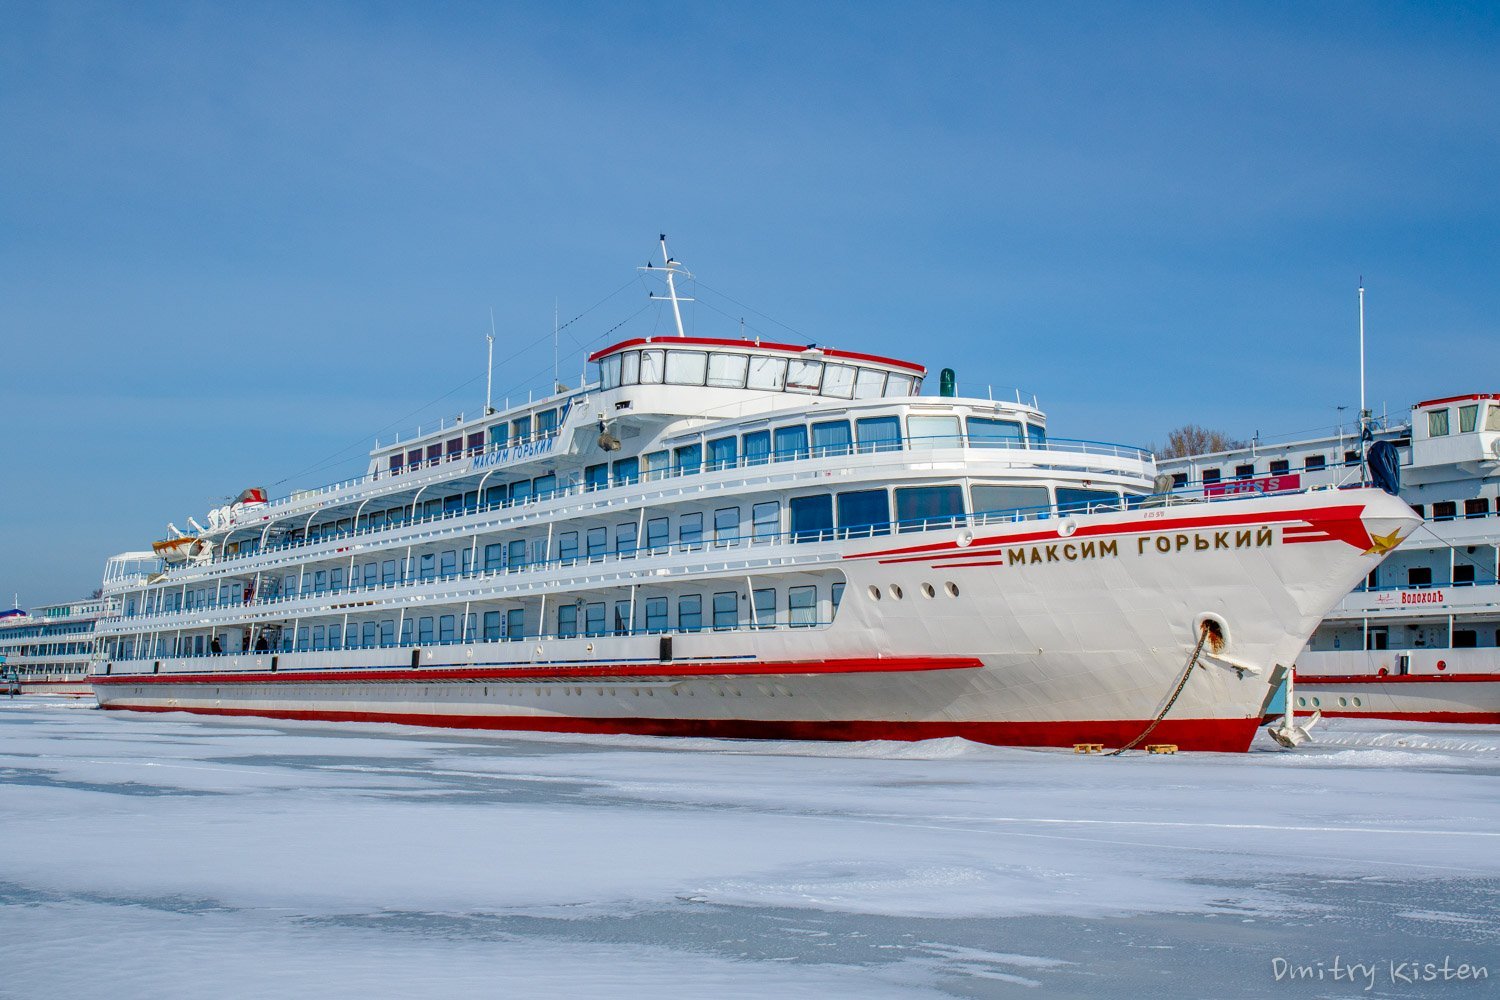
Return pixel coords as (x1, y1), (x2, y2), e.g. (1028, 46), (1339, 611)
(642, 234), (694, 337)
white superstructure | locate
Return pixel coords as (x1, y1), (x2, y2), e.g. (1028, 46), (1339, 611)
(1159, 394), (1500, 723)
(0, 597), (115, 695)
(89, 242), (1419, 751)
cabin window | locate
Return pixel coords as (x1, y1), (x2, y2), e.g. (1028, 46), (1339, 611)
(506, 608), (525, 640)
(895, 485), (964, 531)
(1304, 454), (1326, 471)
(967, 416), (1023, 447)
(1408, 567), (1433, 587)
(1056, 487), (1120, 514)
(1433, 501), (1457, 521)
(489, 425), (507, 449)
(638, 349), (665, 384)
(674, 442), (702, 475)
(643, 449), (669, 480)
(790, 494), (834, 542)
(707, 436), (738, 470)
(811, 420), (852, 458)
(789, 586), (818, 627)
(753, 588), (776, 628)
(832, 582), (845, 610)
(600, 354), (622, 389)
(752, 501), (780, 542)
(1454, 564), (1476, 586)
(853, 368), (886, 399)
(328, 624), (343, 650)
(407, 448), (423, 468)
(426, 444), (442, 464)
(1028, 424), (1046, 446)
(713, 591), (738, 630)
(885, 373), (915, 397)
(482, 611), (501, 641)
(484, 543), (503, 571)
(467, 432), (485, 455)
(557, 604), (578, 638)
(785, 359), (823, 394)
(507, 539), (526, 568)
(616, 523), (637, 555)
(665, 350), (708, 385)
(855, 416), (902, 453)
(645, 517), (669, 551)
(380, 620), (395, 647)
(512, 415), (532, 442)
(382, 560), (397, 585)
(707, 352), (749, 388)
(742, 429), (771, 465)
(619, 351), (639, 385)
(644, 597), (668, 633)
(1466, 498), (1490, 519)
(312, 626), (326, 651)
(1454, 629), (1478, 648)
(678, 595), (703, 633)
(1235, 464), (1255, 479)
(679, 512), (704, 548)
(972, 484), (1050, 520)
(363, 622), (379, 648)
(613, 601), (630, 636)
(585, 603), (605, 637)
(747, 355), (787, 390)
(613, 457), (639, 485)
(715, 507), (740, 546)
(1270, 459), (1289, 475)
(557, 532), (579, 563)
(1459, 404), (1478, 433)
(585, 463), (609, 491)
(908, 414), (961, 447)
(586, 527), (608, 559)
(532, 474), (556, 499)
(363, 563), (378, 587)
(1201, 468), (1221, 484)
(1428, 409), (1449, 436)
(389, 454), (403, 474)
(446, 437), (463, 458)
(821, 364), (856, 399)
(837, 489), (891, 537)
(774, 424), (809, 461)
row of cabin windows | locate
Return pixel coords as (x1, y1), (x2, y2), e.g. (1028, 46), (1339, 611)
(1187, 452), (1360, 486)
(1428, 403), (1500, 437)
(311, 415), (1047, 553)
(387, 407), (566, 473)
(134, 584), (847, 658)
(4, 641), (93, 657)
(140, 480), (1129, 615)
(598, 348), (919, 399)
(1408, 499), (1492, 521)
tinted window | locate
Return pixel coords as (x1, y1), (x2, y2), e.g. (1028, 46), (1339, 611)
(895, 485), (964, 531)
(837, 489), (891, 537)
(790, 494), (834, 542)
(972, 484), (1050, 519)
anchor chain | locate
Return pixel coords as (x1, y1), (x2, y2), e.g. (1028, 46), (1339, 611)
(1109, 624), (1210, 757)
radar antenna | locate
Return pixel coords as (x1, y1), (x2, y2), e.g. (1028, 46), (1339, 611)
(641, 234), (694, 337)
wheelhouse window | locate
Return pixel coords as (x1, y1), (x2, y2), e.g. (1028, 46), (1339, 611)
(665, 350), (708, 385)
(785, 359), (823, 394)
(620, 351), (640, 385)
(639, 349), (665, 384)
(821, 364), (856, 399)
(1428, 409), (1450, 436)
(895, 485), (964, 531)
(600, 354), (622, 389)
(854, 368), (886, 399)
(707, 353), (749, 388)
(885, 373), (916, 397)
(747, 355), (787, 390)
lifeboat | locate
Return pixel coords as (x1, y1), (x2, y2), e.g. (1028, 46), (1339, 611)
(152, 536), (202, 564)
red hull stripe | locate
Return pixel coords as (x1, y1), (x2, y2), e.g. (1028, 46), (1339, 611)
(90, 655), (983, 687)
(586, 336), (926, 374)
(1296, 673), (1500, 685)
(1318, 711), (1500, 724)
(855, 504), (1372, 565)
(96, 704), (1263, 752)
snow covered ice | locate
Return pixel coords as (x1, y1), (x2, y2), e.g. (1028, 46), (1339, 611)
(2, 698), (1497, 998)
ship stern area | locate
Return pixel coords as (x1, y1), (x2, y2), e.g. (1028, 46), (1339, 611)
(837, 487), (1421, 752)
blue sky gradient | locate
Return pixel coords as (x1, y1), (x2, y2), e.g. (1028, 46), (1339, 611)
(3, 2), (1497, 603)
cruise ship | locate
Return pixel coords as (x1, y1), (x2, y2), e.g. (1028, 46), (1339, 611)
(88, 242), (1419, 751)
(1159, 393), (1500, 724)
(0, 597), (113, 695)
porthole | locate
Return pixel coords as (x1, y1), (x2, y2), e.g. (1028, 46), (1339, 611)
(920, 583), (935, 599)
(944, 582), (960, 597)
(1297, 697), (1306, 707)
(868, 586), (882, 601)
(1338, 697), (1348, 707)
(1352, 697), (1362, 707)
(1311, 697), (1321, 707)
(890, 584), (904, 600)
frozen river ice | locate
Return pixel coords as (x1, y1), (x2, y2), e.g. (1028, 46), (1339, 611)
(1, 698), (1497, 999)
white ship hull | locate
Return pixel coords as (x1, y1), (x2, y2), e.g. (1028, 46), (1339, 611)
(1294, 649), (1500, 724)
(93, 489), (1418, 752)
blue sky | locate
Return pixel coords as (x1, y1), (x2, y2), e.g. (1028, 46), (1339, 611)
(2, 1), (1497, 604)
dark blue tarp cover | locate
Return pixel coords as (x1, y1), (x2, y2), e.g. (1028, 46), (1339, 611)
(1367, 440), (1401, 495)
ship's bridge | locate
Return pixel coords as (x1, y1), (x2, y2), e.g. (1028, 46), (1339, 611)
(588, 336), (925, 417)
